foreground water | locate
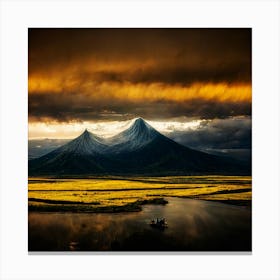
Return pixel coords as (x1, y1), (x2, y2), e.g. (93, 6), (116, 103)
(28, 197), (251, 251)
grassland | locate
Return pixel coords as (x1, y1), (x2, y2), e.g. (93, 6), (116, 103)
(28, 176), (252, 212)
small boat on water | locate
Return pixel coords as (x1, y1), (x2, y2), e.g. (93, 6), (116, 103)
(150, 218), (168, 229)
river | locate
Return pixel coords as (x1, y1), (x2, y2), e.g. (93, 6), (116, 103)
(28, 197), (251, 252)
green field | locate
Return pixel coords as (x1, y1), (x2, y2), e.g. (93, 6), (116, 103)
(28, 176), (252, 212)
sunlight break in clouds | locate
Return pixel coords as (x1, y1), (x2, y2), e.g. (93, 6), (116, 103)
(28, 119), (203, 139)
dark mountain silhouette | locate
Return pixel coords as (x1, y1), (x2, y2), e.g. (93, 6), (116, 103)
(29, 118), (251, 176)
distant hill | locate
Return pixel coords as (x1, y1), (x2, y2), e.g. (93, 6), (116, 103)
(29, 118), (251, 176)
(28, 139), (70, 159)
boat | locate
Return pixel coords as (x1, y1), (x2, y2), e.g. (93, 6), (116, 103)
(150, 218), (168, 229)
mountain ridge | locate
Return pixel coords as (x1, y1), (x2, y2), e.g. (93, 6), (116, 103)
(104, 118), (161, 154)
(28, 118), (251, 176)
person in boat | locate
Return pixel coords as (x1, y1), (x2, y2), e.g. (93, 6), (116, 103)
(150, 217), (167, 227)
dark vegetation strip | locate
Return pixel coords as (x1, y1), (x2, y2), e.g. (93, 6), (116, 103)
(28, 177), (252, 185)
(28, 204), (141, 213)
(157, 188), (251, 199)
(146, 194), (251, 208)
(206, 188), (252, 195)
(201, 199), (252, 207)
(28, 180), (72, 184)
(164, 195), (251, 207)
(28, 198), (100, 205)
(28, 197), (168, 213)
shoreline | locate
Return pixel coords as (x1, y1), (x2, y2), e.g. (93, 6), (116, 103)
(28, 197), (168, 213)
(28, 196), (251, 213)
(28, 175), (251, 213)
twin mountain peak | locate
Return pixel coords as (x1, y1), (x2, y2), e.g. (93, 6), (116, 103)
(29, 118), (250, 175)
(81, 118), (155, 139)
(76, 117), (160, 154)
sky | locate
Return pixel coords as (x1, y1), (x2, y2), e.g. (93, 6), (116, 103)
(28, 28), (251, 157)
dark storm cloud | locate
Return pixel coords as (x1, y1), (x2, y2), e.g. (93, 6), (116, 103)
(28, 28), (251, 122)
(166, 117), (252, 150)
(28, 92), (251, 122)
(29, 28), (251, 83)
(28, 92), (135, 122)
(92, 64), (250, 86)
(156, 99), (251, 119)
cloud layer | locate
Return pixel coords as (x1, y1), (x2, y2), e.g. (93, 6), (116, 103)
(166, 117), (251, 150)
(28, 28), (251, 122)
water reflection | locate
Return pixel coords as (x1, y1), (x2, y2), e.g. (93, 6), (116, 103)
(28, 198), (251, 251)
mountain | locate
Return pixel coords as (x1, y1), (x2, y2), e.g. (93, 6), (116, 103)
(104, 118), (160, 154)
(28, 130), (108, 175)
(57, 129), (107, 155)
(29, 118), (251, 176)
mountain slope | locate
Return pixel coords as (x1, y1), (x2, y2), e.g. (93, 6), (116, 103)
(104, 118), (160, 154)
(103, 123), (248, 174)
(29, 118), (251, 176)
(58, 129), (107, 155)
(28, 130), (108, 175)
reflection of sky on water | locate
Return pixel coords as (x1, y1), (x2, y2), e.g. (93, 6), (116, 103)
(28, 198), (251, 251)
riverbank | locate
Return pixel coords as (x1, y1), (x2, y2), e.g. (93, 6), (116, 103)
(28, 197), (168, 213)
(28, 175), (251, 212)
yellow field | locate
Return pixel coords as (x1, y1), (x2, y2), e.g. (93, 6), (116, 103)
(28, 176), (252, 212)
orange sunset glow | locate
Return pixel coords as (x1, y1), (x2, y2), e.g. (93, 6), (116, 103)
(28, 28), (251, 137)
